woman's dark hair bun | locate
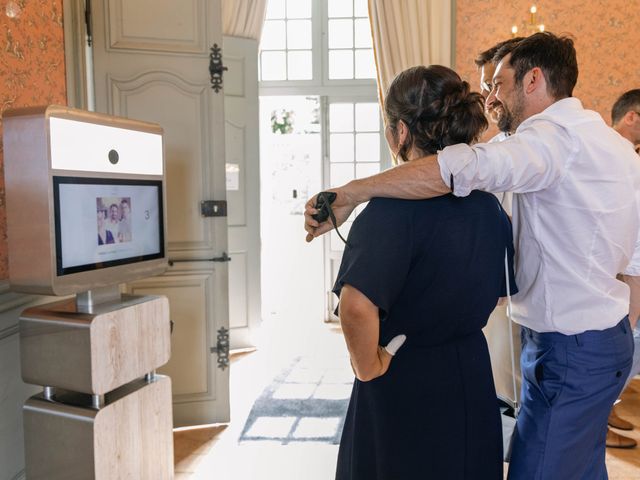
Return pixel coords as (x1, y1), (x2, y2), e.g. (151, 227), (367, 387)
(385, 65), (488, 161)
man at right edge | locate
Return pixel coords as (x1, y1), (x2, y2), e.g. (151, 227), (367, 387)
(304, 32), (640, 479)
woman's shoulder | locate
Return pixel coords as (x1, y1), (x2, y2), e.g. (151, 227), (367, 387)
(361, 192), (503, 220)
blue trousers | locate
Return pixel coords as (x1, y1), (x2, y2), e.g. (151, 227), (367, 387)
(507, 317), (634, 480)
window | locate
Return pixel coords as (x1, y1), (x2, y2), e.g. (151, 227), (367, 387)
(327, 0), (375, 80)
(260, 0), (313, 81)
(259, 0), (376, 85)
(259, 1), (390, 319)
(327, 99), (382, 250)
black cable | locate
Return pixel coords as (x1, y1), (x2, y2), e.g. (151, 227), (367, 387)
(326, 202), (349, 246)
(316, 192), (349, 247)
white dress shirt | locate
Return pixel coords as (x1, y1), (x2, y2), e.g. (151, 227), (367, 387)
(488, 131), (513, 215)
(438, 98), (640, 334)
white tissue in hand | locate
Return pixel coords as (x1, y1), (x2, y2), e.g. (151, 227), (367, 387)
(384, 334), (407, 356)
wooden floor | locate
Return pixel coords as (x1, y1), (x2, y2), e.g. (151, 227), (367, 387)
(174, 322), (640, 479)
(607, 379), (640, 480)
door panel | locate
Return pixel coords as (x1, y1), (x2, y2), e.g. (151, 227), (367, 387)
(223, 36), (261, 349)
(110, 73), (214, 248)
(108, 0), (207, 53)
(92, 0), (230, 425)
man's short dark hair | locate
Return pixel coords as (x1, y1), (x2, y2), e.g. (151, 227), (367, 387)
(611, 89), (640, 125)
(503, 32), (578, 100)
(474, 37), (524, 68)
(493, 38), (523, 65)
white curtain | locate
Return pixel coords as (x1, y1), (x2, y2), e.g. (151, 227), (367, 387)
(368, 0), (453, 102)
(222, 0), (268, 40)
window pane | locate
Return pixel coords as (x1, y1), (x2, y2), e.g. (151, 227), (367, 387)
(356, 133), (380, 162)
(330, 134), (354, 162)
(287, 51), (312, 80)
(330, 103), (354, 132)
(356, 162), (380, 179)
(329, 50), (354, 79)
(286, 0), (311, 18)
(354, 0), (368, 17)
(266, 0), (285, 19)
(331, 163), (355, 186)
(328, 0), (353, 18)
(328, 19), (353, 49)
(287, 20), (312, 49)
(355, 49), (376, 79)
(355, 103), (379, 131)
(354, 19), (372, 48)
(261, 51), (287, 81)
(261, 20), (286, 50)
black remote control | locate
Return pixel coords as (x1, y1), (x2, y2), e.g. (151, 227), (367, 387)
(312, 191), (337, 223)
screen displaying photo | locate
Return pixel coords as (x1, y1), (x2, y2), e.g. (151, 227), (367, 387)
(54, 177), (164, 275)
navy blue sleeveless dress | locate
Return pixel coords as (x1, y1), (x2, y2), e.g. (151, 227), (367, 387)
(333, 191), (517, 480)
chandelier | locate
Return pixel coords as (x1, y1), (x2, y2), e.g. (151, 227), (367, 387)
(511, 5), (545, 37)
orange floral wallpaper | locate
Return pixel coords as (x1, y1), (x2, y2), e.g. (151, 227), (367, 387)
(455, 0), (640, 138)
(0, 0), (67, 279)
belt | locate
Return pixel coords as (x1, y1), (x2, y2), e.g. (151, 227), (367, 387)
(522, 316), (630, 346)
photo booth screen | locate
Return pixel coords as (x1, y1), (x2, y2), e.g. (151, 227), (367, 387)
(53, 177), (164, 275)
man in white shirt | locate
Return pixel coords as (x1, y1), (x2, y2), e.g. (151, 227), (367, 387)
(305, 32), (640, 479)
(606, 89), (640, 449)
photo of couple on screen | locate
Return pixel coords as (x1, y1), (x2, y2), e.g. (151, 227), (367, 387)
(96, 197), (132, 245)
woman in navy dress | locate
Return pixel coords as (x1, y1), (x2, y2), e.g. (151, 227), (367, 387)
(333, 65), (517, 480)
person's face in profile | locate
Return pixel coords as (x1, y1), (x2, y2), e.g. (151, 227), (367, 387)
(487, 54), (526, 133)
(110, 205), (120, 221)
(480, 63), (501, 125)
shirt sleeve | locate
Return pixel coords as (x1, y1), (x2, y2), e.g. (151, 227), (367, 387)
(332, 199), (413, 320)
(437, 118), (576, 197)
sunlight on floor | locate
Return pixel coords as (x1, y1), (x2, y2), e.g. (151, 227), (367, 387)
(174, 318), (351, 479)
(174, 318), (640, 480)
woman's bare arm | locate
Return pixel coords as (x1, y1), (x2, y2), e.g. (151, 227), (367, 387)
(338, 284), (396, 382)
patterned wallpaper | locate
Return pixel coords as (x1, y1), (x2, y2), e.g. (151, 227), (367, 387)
(455, 0), (640, 138)
(0, 0), (67, 279)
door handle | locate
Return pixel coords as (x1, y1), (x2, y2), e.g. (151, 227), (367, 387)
(168, 252), (231, 266)
(210, 327), (230, 370)
(209, 43), (227, 93)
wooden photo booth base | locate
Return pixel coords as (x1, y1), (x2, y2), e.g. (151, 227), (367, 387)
(24, 375), (174, 480)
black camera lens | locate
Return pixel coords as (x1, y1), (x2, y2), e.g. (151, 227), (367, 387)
(108, 149), (119, 164)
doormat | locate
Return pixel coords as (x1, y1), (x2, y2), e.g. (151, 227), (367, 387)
(238, 356), (354, 445)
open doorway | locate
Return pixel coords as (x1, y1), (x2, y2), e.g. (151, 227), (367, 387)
(259, 95), (325, 330)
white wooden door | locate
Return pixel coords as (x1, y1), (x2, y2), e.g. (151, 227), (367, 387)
(223, 35), (261, 350)
(92, 0), (230, 426)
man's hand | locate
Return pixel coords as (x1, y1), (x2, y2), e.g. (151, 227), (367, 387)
(304, 187), (357, 242)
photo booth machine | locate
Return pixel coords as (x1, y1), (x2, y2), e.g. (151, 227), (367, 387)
(3, 105), (174, 479)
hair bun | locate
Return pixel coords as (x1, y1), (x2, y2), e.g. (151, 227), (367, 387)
(385, 65), (488, 160)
